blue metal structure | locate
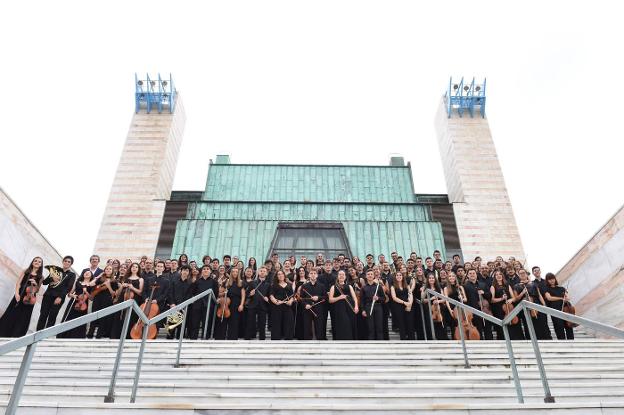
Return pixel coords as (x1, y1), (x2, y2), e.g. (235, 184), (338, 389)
(445, 77), (486, 118)
(135, 73), (177, 114)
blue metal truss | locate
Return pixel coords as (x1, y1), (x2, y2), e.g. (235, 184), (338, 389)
(135, 73), (177, 114)
(445, 77), (486, 118)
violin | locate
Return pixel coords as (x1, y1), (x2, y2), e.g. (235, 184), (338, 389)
(123, 283), (135, 301)
(90, 280), (110, 299)
(562, 290), (578, 328)
(74, 287), (89, 312)
(216, 287), (231, 320)
(502, 293), (519, 325)
(431, 298), (443, 323)
(22, 282), (38, 305)
(130, 283), (160, 340)
(453, 292), (480, 340)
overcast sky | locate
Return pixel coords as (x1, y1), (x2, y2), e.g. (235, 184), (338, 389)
(1, 1), (622, 275)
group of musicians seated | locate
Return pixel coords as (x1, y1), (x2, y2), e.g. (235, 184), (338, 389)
(0, 251), (575, 341)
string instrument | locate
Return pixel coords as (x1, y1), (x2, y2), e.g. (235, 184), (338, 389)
(90, 280), (111, 300)
(123, 282), (136, 301)
(130, 283), (160, 340)
(335, 283), (356, 313)
(431, 295), (443, 323)
(502, 293), (519, 325)
(216, 287), (231, 321)
(74, 286), (89, 312)
(405, 281), (414, 312)
(478, 292), (492, 316)
(452, 291), (480, 340)
(561, 290), (578, 328)
(22, 281), (38, 305)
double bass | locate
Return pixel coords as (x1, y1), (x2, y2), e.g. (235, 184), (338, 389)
(130, 283), (159, 340)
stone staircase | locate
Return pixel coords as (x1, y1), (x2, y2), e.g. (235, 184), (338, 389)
(1, 338), (623, 414)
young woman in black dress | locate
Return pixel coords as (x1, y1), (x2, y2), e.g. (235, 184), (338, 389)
(62, 270), (94, 338)
(241, 266), (255, 338)
(411, 266), (426, 340)
(0, 256), (44, 337)
(421, 273), (447, 340)
(292, 267), (308, 340)
(443, 272), (466, 336)
(347, 267), (366, 339)
(214, 268), (245, 339)
(328, 270), (359, 340)
(119, 263), (144, 338)
(544, 273), (574, 340)
(87, 265), (118, 339)
(269, 270), (294, 340)
(489, 269), (514, 340)
(390, 272), (415, 340)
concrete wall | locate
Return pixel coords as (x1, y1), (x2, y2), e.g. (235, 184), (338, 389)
(434, 98), (525, 262)
(0, 187), (65, 326)
(557, 205), (624, 331)
(93, 95), (186, 261)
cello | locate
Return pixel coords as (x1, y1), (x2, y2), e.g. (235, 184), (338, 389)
(130, 283), (160, 340)
(453, 291), (480, 340)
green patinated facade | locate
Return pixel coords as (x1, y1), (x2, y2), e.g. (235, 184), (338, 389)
(171, 156), (450, 263)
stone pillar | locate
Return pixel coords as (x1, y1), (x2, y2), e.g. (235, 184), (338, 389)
(93, 95), (186, 261)
(434, 97), (525, 262)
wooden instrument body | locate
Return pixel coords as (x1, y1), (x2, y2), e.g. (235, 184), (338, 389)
(22, 284), (38, 305)
(74, 290), (89, 312)
(431, 301), (443, 323)
(130, 284), (159, 340)
(217, 293), (231, 319)
(563, 301), (578, 328)
(452, 307), (480, 340)
(502, 301), (519, 325)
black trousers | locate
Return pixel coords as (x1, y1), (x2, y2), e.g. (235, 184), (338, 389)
(317, 304), (328, 340)
(36, 296), (63, 331)
(366, 304), (384, 340)
(245, 307), (267, 340)
(381, 303), (390, 340)
(271, 304), (294, 340)
(189, 303), (213, 339)
(302, 307), (324, 340)
(534, 312), (553, 340)
(552, 316), (574, 340)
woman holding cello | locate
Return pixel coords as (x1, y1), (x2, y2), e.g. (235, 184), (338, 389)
(61, 270), (95, 338)
(0, 256), (44, 337)
(544, 273), (574, 340)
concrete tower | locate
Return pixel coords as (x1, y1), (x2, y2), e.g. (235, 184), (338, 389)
(94, 74), (186, 261)
(435, 78), (525, 262)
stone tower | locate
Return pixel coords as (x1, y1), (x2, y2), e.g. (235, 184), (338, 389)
(434, 78), (525, 262)
(94, 74), (186, 261)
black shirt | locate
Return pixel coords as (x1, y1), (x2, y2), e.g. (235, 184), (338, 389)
(361, 282), (386, 311)
(144, 275), (171, 307)
(192, 276), (219, 306)
(269, 283), (293, 302)
(546, 286), (566, 310)
(248, 278), (270, 310)
(463, 280), (482, 310)
(169, 275), (192, 305)
(42, 269), (76, 299)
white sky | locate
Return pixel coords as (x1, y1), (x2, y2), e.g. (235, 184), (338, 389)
(1, 1), (622, 275)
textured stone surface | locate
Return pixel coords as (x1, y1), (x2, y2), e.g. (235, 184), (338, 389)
(557, 205), (624, 334)
(0, 188), (64, 320)
(93, 96), (186, 261)
(434, 98), (525, 262)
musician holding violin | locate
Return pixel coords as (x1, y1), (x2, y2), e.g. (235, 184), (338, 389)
(489, 269), (514, 340)
(527, 266), (553, 340)
(0, 256), (44, 338)
(544, 273), (574, 340)
(87, 264), (118, 338)
(463, 269), (489, 340)
(269, 270), (295, 340)
(61, 269), (95, 338)
(117, 263), (144, 338)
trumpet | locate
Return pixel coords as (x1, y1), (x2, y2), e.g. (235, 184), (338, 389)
(165, 310), (185, 331)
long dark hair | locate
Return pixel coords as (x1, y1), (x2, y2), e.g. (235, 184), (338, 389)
(24, 256), (44, 282)
(248, 257), (257, 271)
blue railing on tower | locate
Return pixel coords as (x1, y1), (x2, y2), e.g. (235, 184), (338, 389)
(135, 73), (176, 114)
(445, 76), (486, 118)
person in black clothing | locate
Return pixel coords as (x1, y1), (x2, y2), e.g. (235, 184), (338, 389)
(0, 256), (44, 337)
(489, 269), (513, 340)
(167, 265), (192, 339)
(117, 263), (144, 339)
(61, 270), (95, 338)
(241, 267), (256, 339)
(361, 270), (386, 340)
(86, 265), (118, 338)
(188, 265), (218, 340)
(317, 261), (335, 339)
(328, 270), (358, 340)
(544, 273), (574, 340)
(80, 255), (103, 279)
(528, 266), (552, 340)
(293, 267), (308, 339)
(390, 272), (414, 340)
(463, 269), (487, 339)
(269, 270), (294, 340)
(421, 273), (447, 340)
(300, 269), (327, 340)
(37, 256), (76, 331)
(245, 266), (271, 340)
(215, 268), (245, 340)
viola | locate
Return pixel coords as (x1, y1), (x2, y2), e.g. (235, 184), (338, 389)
(22, 283), (38, 305)
(90, 281), (110, 299)
(74, 287), (89, 312)
(216, 287), (231, 320)
(130, 283), (160, 340)
(562, 291), (578, 328)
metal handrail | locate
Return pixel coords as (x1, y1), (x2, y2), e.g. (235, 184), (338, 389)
(425, 289), (525, 403)
(1, 288), (218, 414)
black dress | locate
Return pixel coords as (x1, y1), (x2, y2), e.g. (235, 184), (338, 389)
(330, 283), (354, 340)
(491, 285), (507, 340)
(546, 286), (574, 340)
(62, 281), (93, 338)
(294, 279), (306, 340)
(226, 285), (243, 340)
(390, 286), (415, 340)
(270, 283), (294, 340)
(0, 273), (41, 337)
(87, 278), (118, 338)
(110, 278), (143, 339)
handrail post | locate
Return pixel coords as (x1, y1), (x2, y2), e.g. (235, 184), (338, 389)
(419, 300), (428, 341)
(426, 292), (436, 340)
(175, 305), (189, 367)
(456, 307), (470, 368)
(501, 323), (524, 403)
(203, 295), (211, 340)
(130, 319), (150, 403)
(5, 342), (37, 415)
(105, 304), (132, 403)
(523, 306), (555, 403)
(210, 295), (217, 339)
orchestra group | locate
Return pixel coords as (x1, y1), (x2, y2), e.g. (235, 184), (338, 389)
(0, 251), (575, 341)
